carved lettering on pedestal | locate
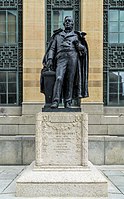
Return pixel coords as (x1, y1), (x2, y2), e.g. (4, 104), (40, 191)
(41, 114), (81, 165)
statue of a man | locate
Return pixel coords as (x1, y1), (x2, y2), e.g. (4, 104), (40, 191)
(40, 16), (89, 108)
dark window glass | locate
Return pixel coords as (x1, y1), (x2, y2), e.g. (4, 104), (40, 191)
(0, 72), (6, 82)
(0, 83), (6, 93)
(109, 93), (118, 105)
(8, 94), (16, 104)
(8, 83), (16, 93)
(0, 94), (6, 104)
(8, 72), (16, 82)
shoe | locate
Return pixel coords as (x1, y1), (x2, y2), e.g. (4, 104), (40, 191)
(51, 101), (58, 108)
(64, 102), (71, 108)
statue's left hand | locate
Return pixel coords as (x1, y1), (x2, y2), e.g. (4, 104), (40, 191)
(77, 44), (87, 54)
(47, 59), (53, 70)
(73, 40), (86, 54)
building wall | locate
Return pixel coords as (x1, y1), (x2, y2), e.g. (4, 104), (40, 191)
(81, 0), (103, 103)
(0, 0), (124, 165)
(23, 0), (44, 103)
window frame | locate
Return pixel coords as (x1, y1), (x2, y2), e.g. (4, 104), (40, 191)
(107, 70), (124, 105)
(0, 9), (20, 105)
(51, 8), (74, 34)
(0, 10), (18, 45)
(103, 0), (124, 106)
(46, 0), (80, 44)
(0, 71), (19, 105)
(108, 9), (124, 44)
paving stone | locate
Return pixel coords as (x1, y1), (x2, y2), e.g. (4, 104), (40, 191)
(3, 180), (16, 194)
(0, 180), (12, 193)
(0, 194), (15, 199)
(98, 165), (124, 170)
(108, 176), (124, 186)
(107, 181), (121, 194)
(0, 173), (17, 180)
(118, 186), (124, 194)
(103, 170), (124, 176)
(108, 193), (124, 199)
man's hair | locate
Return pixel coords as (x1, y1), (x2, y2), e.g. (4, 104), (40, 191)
(63, 16), (74, 25)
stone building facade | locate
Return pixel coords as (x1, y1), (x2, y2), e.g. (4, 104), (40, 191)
(0, 0), (124, 165)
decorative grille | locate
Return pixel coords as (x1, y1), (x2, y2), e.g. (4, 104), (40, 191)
(109, 0), (124, 7)
(0, 0), (17, 8)
(103, 0), (124, 105)
(0, 46), (18, 68)
(0, 0), (23, 105)
(46, 0), (80, 42)
(109, 46), (124, 68)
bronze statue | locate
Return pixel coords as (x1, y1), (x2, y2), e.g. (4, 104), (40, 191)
(40, 16), (89, 108)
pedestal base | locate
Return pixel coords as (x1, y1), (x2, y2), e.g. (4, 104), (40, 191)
(16, 161), (108, 197)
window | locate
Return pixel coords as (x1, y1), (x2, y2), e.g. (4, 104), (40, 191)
(0, 0), (23, 106)
(108, 71), (124, 105)
(46, 0), (80, 43)
(104, 0), (124, 106)
(109, 10), (124, 43)
(0, 10), (17, 44)
(0, 10), (18, 105)
(52, 9), (73, 32)
(0, 71), (18, 104)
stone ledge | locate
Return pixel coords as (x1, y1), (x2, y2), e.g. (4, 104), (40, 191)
(0, 106), (21, 116)
(0, 136), (124, 165)
(0, 115), (35, 125)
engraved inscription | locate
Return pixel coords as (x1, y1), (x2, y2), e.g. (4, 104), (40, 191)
(41, 114), (82, 165)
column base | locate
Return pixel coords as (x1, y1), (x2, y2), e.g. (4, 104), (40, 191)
(16, 161), (108, 197)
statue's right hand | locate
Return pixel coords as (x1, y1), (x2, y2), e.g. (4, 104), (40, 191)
(47, 59), (53, 69)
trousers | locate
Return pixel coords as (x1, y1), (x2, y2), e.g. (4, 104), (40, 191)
(52, 51), (78, 104)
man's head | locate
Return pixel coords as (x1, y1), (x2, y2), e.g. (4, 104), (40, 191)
(63, 16), (74, 31)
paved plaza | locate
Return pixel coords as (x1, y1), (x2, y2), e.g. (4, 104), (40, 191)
(0, 165), (124, 199)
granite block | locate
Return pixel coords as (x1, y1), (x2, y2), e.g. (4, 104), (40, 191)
(0, 137), (22, 164)
(88, 136), (104, 165)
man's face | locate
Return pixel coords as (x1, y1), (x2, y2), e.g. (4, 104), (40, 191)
(64, 17), (74, 30)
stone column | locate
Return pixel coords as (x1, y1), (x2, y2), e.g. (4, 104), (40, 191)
(81, 0), (103, 103)
(22, 0), (45, 114)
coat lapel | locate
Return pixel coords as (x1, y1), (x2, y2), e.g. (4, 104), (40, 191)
(59, 31), (77, 38)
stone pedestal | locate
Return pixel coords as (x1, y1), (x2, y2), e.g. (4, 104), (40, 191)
(16, 111), (108, 197)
